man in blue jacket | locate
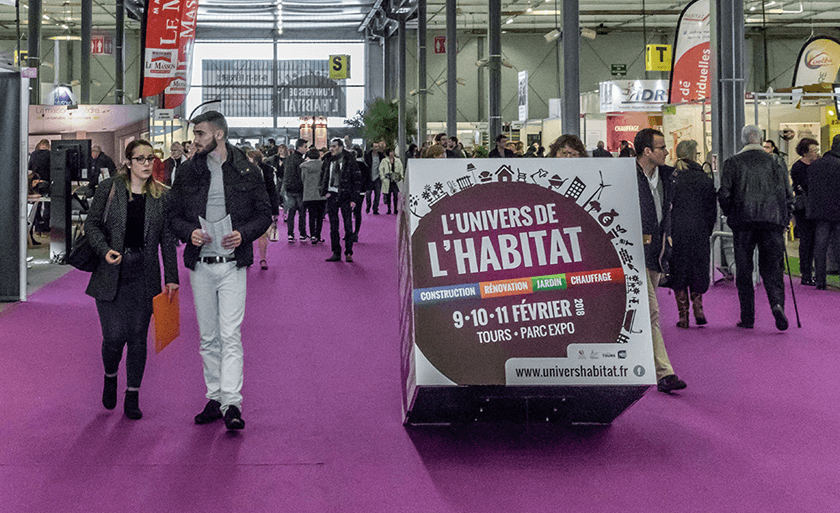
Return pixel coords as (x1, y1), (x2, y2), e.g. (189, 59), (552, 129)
(167, 111), (272, 431)
(634, 128), (687, 394)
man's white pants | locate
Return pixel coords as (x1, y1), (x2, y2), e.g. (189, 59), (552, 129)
(190, 262), (247, 413)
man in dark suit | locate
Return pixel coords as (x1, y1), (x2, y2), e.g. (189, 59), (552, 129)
(162, 142), (187, 186)
(488, 134), (515, 158)
(592, 141), (613, 158)
(719, 125), (793, 331)
(807, 135), (840, 290)
(321, 138), (362, 262)
(363, 140), (385, 214)
(634, 128), (687, 394)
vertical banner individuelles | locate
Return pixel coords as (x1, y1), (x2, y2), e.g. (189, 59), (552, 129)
(668, 0), (711, 104)
(164, 0), (200, 109)
(792, 37), (840, 88)
(518, 70), (529, 122)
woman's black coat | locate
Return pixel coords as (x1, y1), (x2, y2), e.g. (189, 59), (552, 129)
(668, 160), (717, 293)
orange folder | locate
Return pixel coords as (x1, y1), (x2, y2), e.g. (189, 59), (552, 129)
(152, 289), (180, 353)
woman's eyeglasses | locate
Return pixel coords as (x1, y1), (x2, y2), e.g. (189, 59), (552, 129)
(130, 156), (156, 164)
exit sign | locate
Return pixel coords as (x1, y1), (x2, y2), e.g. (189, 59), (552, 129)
(611, 64), (627, 77)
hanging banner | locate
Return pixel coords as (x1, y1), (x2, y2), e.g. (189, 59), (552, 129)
(140, 0), (184, 98)
(668, 0), (711, 104)
(401, 158), (656, 393)
(163, 0), (200, 108)
(792, 36), (840, 88)
(600, 80), (669, 113)
(518, 70), (529, 122)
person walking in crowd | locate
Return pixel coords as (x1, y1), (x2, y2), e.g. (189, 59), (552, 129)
(790, 137), (820, 286)
(489, 134), (515, 158)
(320, 138), (362, 262)
(424, 144), (446, 159)
(806, 134), (840, 290)
(634, 128), (687, 394)
(364, 140), (385, 214)
(668, 140), (717, 329)
(84, 139), (179, 420)
(351, 147), (369, 242)
(380, 148), (404, 215)
(282, 139), (310, 242)
(167, 111), (272, 431)
(763, 139), (781, 155)
(264, 138), (278, 157)
(162, 142), (187, 187)
(549, 134), (588, 158)
(618, 140), (636, 158)
(247, 150), (280, 270)
(90, 145), (117, 187)
(592, 140), (613, 158)
(447, 136), (464, 158)
(301, 147), (327, 245)
(718, 125), (793, 331)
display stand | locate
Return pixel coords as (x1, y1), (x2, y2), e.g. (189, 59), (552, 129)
(0, 67), (26, 301)
(399, 158), (656, 426)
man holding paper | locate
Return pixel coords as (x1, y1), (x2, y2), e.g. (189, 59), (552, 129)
(167, 111), (272, 431)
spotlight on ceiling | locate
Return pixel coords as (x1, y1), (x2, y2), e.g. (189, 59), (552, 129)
(580, 27), (596, 40)
(544, 29), (560, 43)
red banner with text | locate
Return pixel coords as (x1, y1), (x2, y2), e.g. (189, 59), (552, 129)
(668, 0), (711, 104)
(141, 0), (199, 107)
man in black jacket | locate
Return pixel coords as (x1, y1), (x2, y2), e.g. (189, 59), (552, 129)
(363, 140), (385, 214)
(719, 125), (793, 330)
(634, 128), (687, 394)
(321, 138), (362, 262)
(489, 134), (515, 158)
(282, 138), (310, 242)
(807, 134), (840, 290)
(167, 110), (272, 431)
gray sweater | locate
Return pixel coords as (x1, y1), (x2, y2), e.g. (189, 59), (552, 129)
(301, 159), (326, 203)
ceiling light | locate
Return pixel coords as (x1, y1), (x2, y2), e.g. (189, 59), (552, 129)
(505, 18), (513, 24)
(544, 29), (560, 42)
(526, 7), (533, 12)
(580, 27), (596, 40)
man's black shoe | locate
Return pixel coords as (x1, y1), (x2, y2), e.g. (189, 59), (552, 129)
(771, 304), (788, 331)
(326, 253), (341, 262)
(224, 405), (245, 430)
(345, 254), (353, 263)
(194, 399), (222, 424)
(801, 277), (815, 286)
(657, 374), (687, 394)
(737, 321), (754, 329)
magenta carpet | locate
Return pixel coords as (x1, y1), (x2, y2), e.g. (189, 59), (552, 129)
(1, 212), (838, 512)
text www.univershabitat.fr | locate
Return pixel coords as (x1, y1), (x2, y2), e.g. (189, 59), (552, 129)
(514, 365), (629, 379)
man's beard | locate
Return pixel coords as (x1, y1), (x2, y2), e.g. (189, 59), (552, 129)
(197, 138), (218, 156)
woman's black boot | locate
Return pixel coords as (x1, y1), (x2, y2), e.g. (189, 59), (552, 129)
(102, 375), (117, 410)
(124, 390), (142, 420)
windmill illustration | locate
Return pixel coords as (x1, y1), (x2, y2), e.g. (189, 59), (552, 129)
(584, 170), (611, 212)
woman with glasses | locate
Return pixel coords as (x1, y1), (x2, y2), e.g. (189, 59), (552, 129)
(548, 134), (588, 158)
(668, 139), (717, 328)
(84, 140), (179, 420)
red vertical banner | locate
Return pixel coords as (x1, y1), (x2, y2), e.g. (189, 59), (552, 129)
(140, 0), (185, 99)
(668, 0), (711, 104)
(164, 0), (200, 108)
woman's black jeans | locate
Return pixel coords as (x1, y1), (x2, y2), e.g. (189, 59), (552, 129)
(95, 249), (152, 389)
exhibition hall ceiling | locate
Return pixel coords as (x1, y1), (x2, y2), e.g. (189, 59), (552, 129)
(0, 0), (838, 42)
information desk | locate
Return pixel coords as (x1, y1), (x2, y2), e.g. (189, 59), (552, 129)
(399, 158), (656, 425)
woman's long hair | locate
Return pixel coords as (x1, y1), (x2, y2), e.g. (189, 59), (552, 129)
(120, 139), (166, 199)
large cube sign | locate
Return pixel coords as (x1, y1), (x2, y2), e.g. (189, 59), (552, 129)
(399, 159), (657, 411)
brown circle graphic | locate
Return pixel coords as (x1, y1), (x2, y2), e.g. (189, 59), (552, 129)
(412, 182), (625, 384)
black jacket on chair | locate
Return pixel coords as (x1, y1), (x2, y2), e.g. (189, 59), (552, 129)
(167, 143), (272, 271)
(84, 176), (179, 302)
